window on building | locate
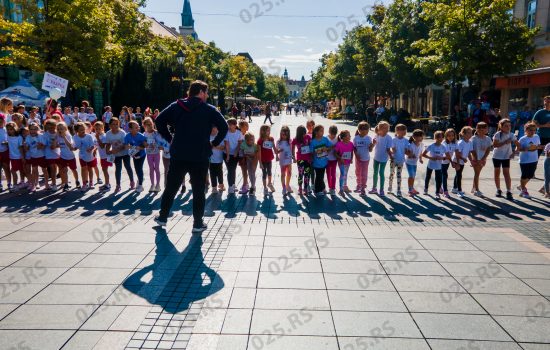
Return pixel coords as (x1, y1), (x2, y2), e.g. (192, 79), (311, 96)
(526, 0), (537, 29)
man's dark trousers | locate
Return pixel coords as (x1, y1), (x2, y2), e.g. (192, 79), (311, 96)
(159, 160), (209, 227)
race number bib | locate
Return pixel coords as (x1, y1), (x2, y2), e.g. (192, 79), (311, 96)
(107, 154), (115, 163)
(283, 150), (291, 159)
(355, 141), (366, 148)
(316, 148), (328, 158)
(128, 146), (139, 158)
(262, 141), (273, 149)
(300, 146), (311, 154)
(342, 152), (352, 160)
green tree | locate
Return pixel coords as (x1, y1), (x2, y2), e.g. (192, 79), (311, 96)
(411, 0), (536, 86)
(263, 75), (288, 102)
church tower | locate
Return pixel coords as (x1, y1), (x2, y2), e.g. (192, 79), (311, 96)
(179, 0), (198, 40)
(283, 68), (289, 81)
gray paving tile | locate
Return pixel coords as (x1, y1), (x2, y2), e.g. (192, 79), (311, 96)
(36, 242), (101, 254)
(389, 275), (465, 292)
(62, 330), (105, 350)
(260, 257), (322, 273)
(0, 283), (46, 304)
(428, 339), (522, 350)
(258, 272), (325, 289)
(412, 313), (512, 341)
(382, 261), (449, 276)
(374, 248), (434, 262)
(333, 311), (422, 337)
(0, 253), (26, 266)
(0, 266), (67, 284)
(322, 259), (384, 274)
(187, 333), (248, 350)
(89, 330), (134, 349)
(339, 337), (430, 350)
(81, 305), (125, 331)
(523, 279), (550, 296)
(0, 330), (73, 350)
(93, 242), (154, 255)
(502, 264), (550, 279)
(473, 294), (550, 316)
(456, 276), (539, 295)
(441, 262), (513, 278)
(262, 246), (319, 259)
(318, 247), (376, 260)
(420, 239), (479, 251)
(11, 253), (86, 267)
(325, 273), (395, 291)
(75, 254), (145, 269)
(0, 304), (18, 319)
(229, 288), (256, 308)
(28, 284), (117, 305)
(471, 241), (547, 253)
(54, 267), (133, 284)
(255, 289), (330, 310)
(248, 335), (338, 350)
(221, 308), (253, 334)
(0, 304), (93, 329)
(495, 316), (550, 343)
(328, 290), (406, 312)
(429, 250), (494, 263)
(367, 239), (423, 249)
(250, 309), (334, 336)
(519, 344), (550, 350)
(0, 241), (46, 253)
(485, 252), (550, 264)
(401, 291), (486, 314)
(2, 230), (66, 242)
(109, 306), (151, 331)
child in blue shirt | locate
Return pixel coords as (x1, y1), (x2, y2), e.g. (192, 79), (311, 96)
(310, 125), (333, 196)
(124, 121), (147, 193)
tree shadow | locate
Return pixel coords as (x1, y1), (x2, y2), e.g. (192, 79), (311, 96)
(123, 227), (224, 314)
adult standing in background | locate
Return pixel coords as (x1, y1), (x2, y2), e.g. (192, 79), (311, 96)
(154, 80), (228, 233)
(532, 96), (550, 152)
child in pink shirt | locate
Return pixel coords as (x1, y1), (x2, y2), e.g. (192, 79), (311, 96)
(335, 130), (354, 195)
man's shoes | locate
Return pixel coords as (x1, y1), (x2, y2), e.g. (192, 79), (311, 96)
(154, 216), (167, 227)
(192, 222), (208, 234)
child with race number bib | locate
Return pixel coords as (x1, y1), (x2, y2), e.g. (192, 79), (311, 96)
(544, 142), (550, 198)
(210, 126), (225, 194)
(492, 119), (517, 200)
(258, 124), (277, 195)
(517, 122), (543, 199)
(306, 119), (316, 185)
(55, 122), (79, 192)
(405, 129), (424, 196)
(470, 122), (492, 197)
(441, 129), (458, 198)
(21, 127), (31, 188)
(310, 125), (333, 196)
(422, 131), (448, 199)
(452, 126), (474, 198)
(388, 124), (409, 197)
(143, 117), (164, 192)
(241, 132), (259, 195)
(0, 116), (11, 192)
(105, 117), (133, 193)
(224, 118), (243, 194)
(277, 125), (293, 195)
(25, 123), (48, 192)
(238, 120), (250, 194)
(43, 119), (61, 191)
(370, 121), (392, 196)
(326, 125), (339, 195)
(292, 125), (312, 195)
(94, 122), (112, 191)
(6, 122), (24, 191)
(73, 122), (97, 192)
(353, 122), (374, 195)
(335, 130), (354, 196)
(124, 121), (147, 193)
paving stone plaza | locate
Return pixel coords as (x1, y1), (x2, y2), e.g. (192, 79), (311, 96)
(0, 114), (549, 350)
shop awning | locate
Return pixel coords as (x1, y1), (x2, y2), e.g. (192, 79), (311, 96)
(495, 69), (550, 89)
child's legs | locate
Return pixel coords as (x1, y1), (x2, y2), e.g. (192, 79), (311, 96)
(209, 163), (219, 187)
(297, 161), (305, 189)
(544, 158), (550, 193)
(494, 165), (501, 190)
(10, 167), (18, 184)
(378, 161), (387, 190)
(441, 163), (449, 192)
(240, 161), (248, 186)
(81, 166), (89, 184)
(327, 160), (337, 189)
(361, 160), (370, 189)
(454, 165), (464, 191)
(406, 164), (417, 190)
(102, 166), (110, 185)
(31, 165), (38, 185)
(473, 165), (483, 190)
(1, 162), (10, 184)
(425, 168), (434, 190)
(48, 164), (57, 185)
(338, 164), (348, 189)
(70, 168), (79, 183)
(122, 155), (134, 182)
(115, 156), (123, 185)
(280, 165), (287, 187)
(388, 160), (396, 188)
(314, 167), (326, 192)
(147, 155), (156, 186)
(89, 166), (97, 184)
(247, 160), (257, 188)
(94, 166), (99, 179)
(396, 163), (403, 190)
(133, 157), (145, 185)
(285, 165), (292, 187)
(355, 160), (362, 188)
(60, 166), (68, 184)
(435, 169), (443, 194)
(372, 160), (380, 189)
(265, 162), (273, 185)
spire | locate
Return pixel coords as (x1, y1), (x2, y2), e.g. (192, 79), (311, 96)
(283, 68), (289, 80)
(181, 0), (195, 28)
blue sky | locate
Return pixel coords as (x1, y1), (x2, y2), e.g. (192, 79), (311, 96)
(142, 0), (380, 80)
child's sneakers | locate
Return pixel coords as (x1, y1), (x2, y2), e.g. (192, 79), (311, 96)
(329, 188), (336, 195)
(379, 190), (385, 197)
(506, 191), (514, 200)
(130, 181), (135, 190)
(408, 190), (415, 197)
(136, 185), (144, 193)
(457, 191), (465, 198)
(149, 185), (155, 193)
(344, 186), (351, 193)
(519, 190), (531, 199)
(368, 188), (378, 194)
(211, 187), (218, 194)
(451, 188), (458, 194)
(354, 187), (362, 193)
(154, 184), (161, 192)
(239, 185), (249, 194)
(423, 188), (429, 195)
(218, 184), (225, 192)
(286, 186), (293, 194)
(360, 189), (366, 196)
(97, 178), (103, 185)
(263, 187), (269, 195)
(495, 189), (503, 197)
(396, 190), (402, 197)
(249, 187), (256, 196)
(268, 183), (276, 192)
(298, 188), (303, 196)
(473, 190), (483, 197)
(387, 187), (393, 194)
(435, 193), (441, 199)
(444, 191), (450, 198)
(282, 187), (287, 196)
(228, 186), (235, 194)
(114, 185), (121, 193)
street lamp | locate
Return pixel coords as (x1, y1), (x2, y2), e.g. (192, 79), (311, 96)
(176, 50), (186, 97)
(449, 53), (458, 117)
(215, 73), (222, 109)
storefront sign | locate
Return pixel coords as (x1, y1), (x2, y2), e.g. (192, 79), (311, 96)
(496, 72), (550, 89)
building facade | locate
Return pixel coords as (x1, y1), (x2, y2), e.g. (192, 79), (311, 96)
(283, 68), (307, 101)
(496, 0), (550, 117)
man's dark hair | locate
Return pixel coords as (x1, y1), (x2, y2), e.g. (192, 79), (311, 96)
(188, 80), (209, 97)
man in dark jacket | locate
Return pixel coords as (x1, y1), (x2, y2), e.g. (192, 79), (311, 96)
(154, 80), (229, 233)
